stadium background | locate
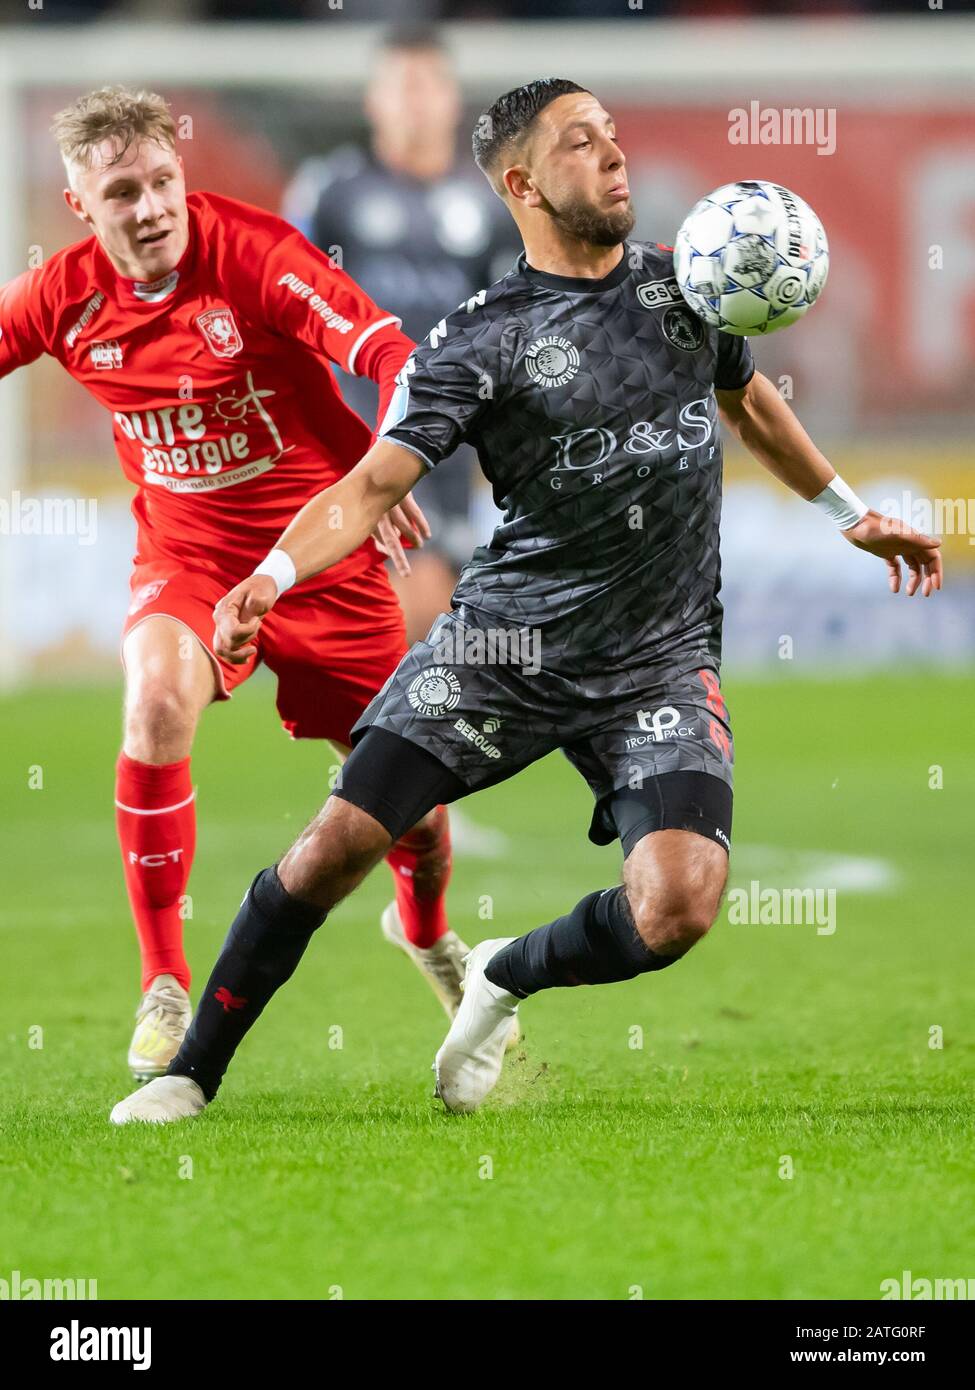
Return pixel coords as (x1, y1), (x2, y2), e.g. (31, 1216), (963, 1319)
(1, 2), (972, 1304)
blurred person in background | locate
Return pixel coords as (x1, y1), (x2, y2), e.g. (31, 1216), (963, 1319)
(283, 24), (520, 647)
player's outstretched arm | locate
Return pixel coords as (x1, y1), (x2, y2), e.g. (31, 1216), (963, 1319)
(213, 441), (425, 662)
(716, 371), (942, 598)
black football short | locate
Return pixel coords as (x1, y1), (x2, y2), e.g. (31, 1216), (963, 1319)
(340, 612), (734, 856)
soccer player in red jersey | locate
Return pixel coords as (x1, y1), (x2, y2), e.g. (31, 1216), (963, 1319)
(0, 86), (470, 1077)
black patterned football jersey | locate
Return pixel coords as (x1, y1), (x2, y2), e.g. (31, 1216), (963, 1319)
(379, 241), (754, 675)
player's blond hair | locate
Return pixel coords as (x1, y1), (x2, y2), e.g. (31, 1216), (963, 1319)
(51, 86), (177, 189)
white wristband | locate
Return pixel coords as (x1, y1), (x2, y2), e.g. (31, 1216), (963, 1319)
(253, 548), (297, 598)
(810, 475), (869, 531)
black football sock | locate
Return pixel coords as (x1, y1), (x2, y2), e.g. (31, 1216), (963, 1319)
(167, 865), (326, 1100)
(484, 886), (679, 998)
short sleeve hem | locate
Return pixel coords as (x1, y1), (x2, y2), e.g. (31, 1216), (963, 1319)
(382, 433), (438, 471)
(714, 360), (755, 392)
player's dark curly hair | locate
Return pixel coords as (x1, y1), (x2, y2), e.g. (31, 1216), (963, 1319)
(473, 78), (589, 193)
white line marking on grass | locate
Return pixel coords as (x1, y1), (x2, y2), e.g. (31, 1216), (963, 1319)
(448, 808), (509, 859)
(731, 844), (900, 894)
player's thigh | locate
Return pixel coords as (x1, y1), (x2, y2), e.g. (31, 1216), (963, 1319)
(565, 662), (735, 853)
(324, 739), (442, 840)
(121, 563), (257, 727)
(120, 557), (266, 763)
(122, 614), (218, 738)
(329, 604), (573, 846)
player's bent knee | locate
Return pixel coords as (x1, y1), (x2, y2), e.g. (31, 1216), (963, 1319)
(124, 682), (199, 760)
(627, 889), (718, 958)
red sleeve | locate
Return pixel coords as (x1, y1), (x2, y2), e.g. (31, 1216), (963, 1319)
(253, 217), (403, 376)
(210, 195), (415, 431)
(354, 322), (415, 441)
(0, 268), (50, 379)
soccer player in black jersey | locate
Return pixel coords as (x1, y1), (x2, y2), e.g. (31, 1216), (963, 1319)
(111, 79), (941, 1124)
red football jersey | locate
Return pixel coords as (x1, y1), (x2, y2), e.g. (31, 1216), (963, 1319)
(0, 190), (414, 579)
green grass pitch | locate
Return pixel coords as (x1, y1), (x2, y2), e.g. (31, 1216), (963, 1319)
(1, 670), (972, 1300)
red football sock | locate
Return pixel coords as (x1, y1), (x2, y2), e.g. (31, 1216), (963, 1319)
(115, 752), (196, 992)
(385, 804), (452, 948)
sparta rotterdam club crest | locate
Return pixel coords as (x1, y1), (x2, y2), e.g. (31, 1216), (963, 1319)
(196, 307), (244, 358)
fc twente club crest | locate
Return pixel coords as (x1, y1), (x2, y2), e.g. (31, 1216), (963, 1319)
(196, 307), (244, 359)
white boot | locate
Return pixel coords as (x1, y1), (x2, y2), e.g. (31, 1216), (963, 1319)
(110, 1074), (207, 1125)
(434, 938), (521, 1114)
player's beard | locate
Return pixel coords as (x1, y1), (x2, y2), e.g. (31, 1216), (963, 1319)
(550, 190), (636, 248)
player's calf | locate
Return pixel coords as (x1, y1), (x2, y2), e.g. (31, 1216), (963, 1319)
(278, 794), (392, 907)
(386, 804), (452, 948)
(435, 834), (728, 1114)
(122, 616), (215, 765)
(485, 829), (727, 997)
(117, 616), (216, 1033)
(108, 734), (460, 1121)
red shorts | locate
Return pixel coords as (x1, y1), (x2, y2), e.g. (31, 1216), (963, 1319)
(122, 557), (407, 744)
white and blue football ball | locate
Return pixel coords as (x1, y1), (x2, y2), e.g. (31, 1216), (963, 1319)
(673, 180), (829, 335)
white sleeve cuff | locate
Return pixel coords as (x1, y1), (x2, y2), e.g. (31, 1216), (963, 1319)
(346, 315), (402, 376)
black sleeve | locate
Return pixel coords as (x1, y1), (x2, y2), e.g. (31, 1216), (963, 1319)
(378, 309), (496, 469)
(714, 331), (756, 391)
